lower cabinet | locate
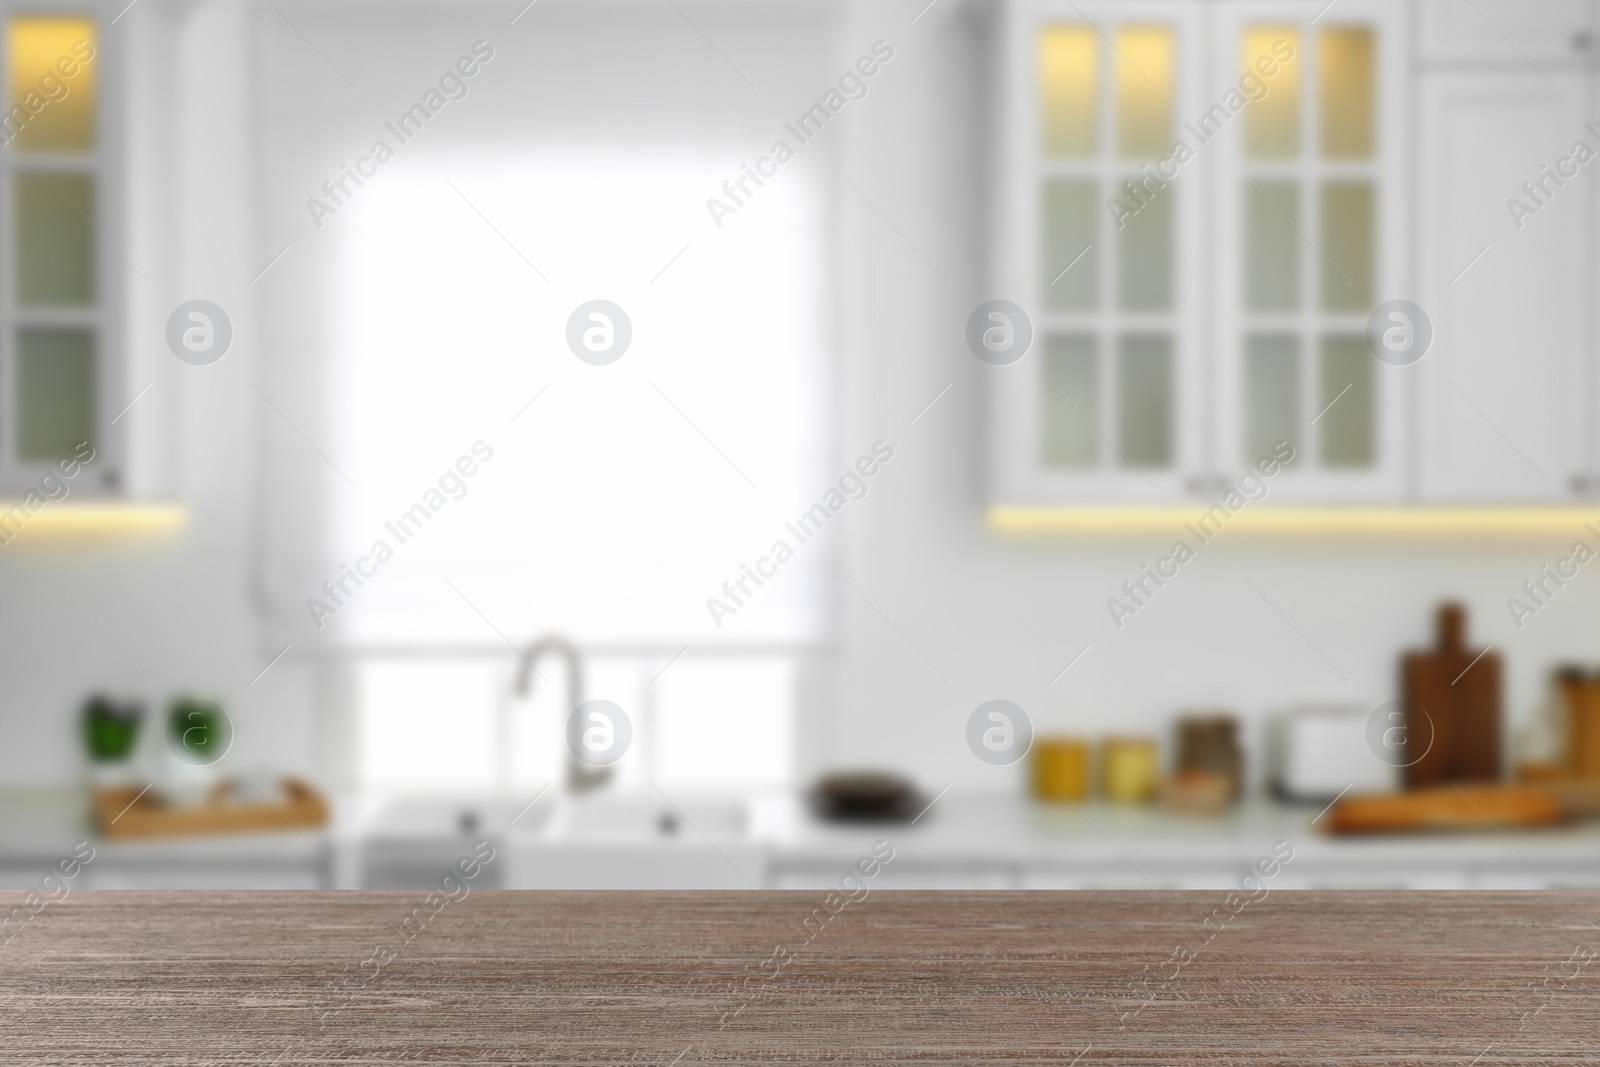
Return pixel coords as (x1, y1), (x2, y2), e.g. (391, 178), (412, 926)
(1266, 866), (1471, 890)
(508, 843), (765, 890)
(769, 864), (1015, 890)
(84, 860), (326, 889)
(1, 839), (333, 891)
(1020, 865), (1473, 889)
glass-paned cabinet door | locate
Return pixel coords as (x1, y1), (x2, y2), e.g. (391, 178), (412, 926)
(1213, 0), (1406, 500)
(0, 11), (118, 494)
(990, 0), (1204, 504)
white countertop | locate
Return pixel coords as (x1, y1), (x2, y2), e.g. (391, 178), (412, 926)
(5, 787), (1599, 876)
(753, 791), (1600, 866)
(0, 789), (329, 864)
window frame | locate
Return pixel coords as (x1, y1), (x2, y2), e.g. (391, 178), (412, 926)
(0, 0), (123, 498)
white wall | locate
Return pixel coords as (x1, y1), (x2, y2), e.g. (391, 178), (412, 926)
(3, 1), (1593, 799)
(0, 0), (318, 789)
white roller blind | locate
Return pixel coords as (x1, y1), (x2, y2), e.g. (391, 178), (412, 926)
(321, 150), (830, 646)
(252, 7), (840, 651)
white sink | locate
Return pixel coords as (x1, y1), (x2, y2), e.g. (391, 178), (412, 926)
(559, 792), (749, 841)
(363, 792), (556, 841)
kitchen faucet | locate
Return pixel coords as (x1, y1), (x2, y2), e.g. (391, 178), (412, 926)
(513, 635), (611, 794)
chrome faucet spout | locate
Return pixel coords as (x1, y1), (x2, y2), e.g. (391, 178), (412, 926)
(514, 634), (609, 794)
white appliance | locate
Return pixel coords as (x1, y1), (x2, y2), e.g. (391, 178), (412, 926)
(1267, 705), (1397, 802)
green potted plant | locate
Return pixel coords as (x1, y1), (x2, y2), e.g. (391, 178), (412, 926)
(162, 697), (233, 803)
(81, 695), (143, 786)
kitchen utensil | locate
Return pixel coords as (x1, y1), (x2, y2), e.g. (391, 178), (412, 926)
(1322, 784), (1566, 834)
(809, 771), (920, 822)
(1032, 737), (1090, 801)
(1399, 603), (1502, 787)
(1514, 671), (1569, 781)
(1268, 705), (1397, 802)
(1175, 714), (1243, 799)
(1558, 668), (1600, 778)
(1100, 736), (1158, 803)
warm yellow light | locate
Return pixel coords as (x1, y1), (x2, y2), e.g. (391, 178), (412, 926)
(987, 506), (1600, 540)
(0, 504), (186, 546)
(1040, 26), (1096, 158)
(1320, 27), (1374, 159)
(1243, 27), (1299, 159)
(8, 16), (97, 152)
(1116, 26), (1173, 158)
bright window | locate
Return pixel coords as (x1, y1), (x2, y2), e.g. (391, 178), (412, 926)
(331, 150), (826, 790)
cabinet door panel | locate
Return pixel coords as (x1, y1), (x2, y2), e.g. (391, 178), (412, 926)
(1212, 0), (1407, 500)
(769, 865), (1013, 890)
(991, 0), (1205, 505)
(1417, 72), (1589, 501)
(1418, 0), (1592, 65)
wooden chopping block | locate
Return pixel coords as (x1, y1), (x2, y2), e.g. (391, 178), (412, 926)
(1400, 603), (1502, 788)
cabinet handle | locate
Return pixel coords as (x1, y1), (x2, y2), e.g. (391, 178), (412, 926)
(1570, 474), (1590, 495)
(1573, 31), (1592, 52)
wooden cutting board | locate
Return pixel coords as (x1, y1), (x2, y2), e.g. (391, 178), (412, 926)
(1400, 603), (1502, 787)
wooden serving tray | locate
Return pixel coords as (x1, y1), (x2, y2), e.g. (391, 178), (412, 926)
(92, 777), (330, 840)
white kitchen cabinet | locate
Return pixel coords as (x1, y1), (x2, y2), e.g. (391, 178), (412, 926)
(990, 0), (1407, 505)
(0, 14), (131, 498)
(1211, 0), (1409, 501)
(1418, 0), (1594, 66)
(991, 0), (1207, 506)
(1416, 70), (1593, 500)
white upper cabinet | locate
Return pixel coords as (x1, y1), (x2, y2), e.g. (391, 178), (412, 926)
(989, 0), (1404, 506)
(991, 0), (1206, 505)
(1416, 69), (1592, 501)
(0, 14), (122, 496)
(1212, 0), (1407, 501)
(1418, 0), (1593, 65)
(988, 0), (1600, 508)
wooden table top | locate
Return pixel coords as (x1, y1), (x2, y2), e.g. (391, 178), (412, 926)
(3, 891), (1598, 1065)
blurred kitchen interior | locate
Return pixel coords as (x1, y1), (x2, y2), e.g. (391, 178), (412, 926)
(5, 0), (1600, 891)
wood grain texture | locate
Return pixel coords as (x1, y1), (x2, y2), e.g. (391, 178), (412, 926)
(3, 891), (1598, 1065)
